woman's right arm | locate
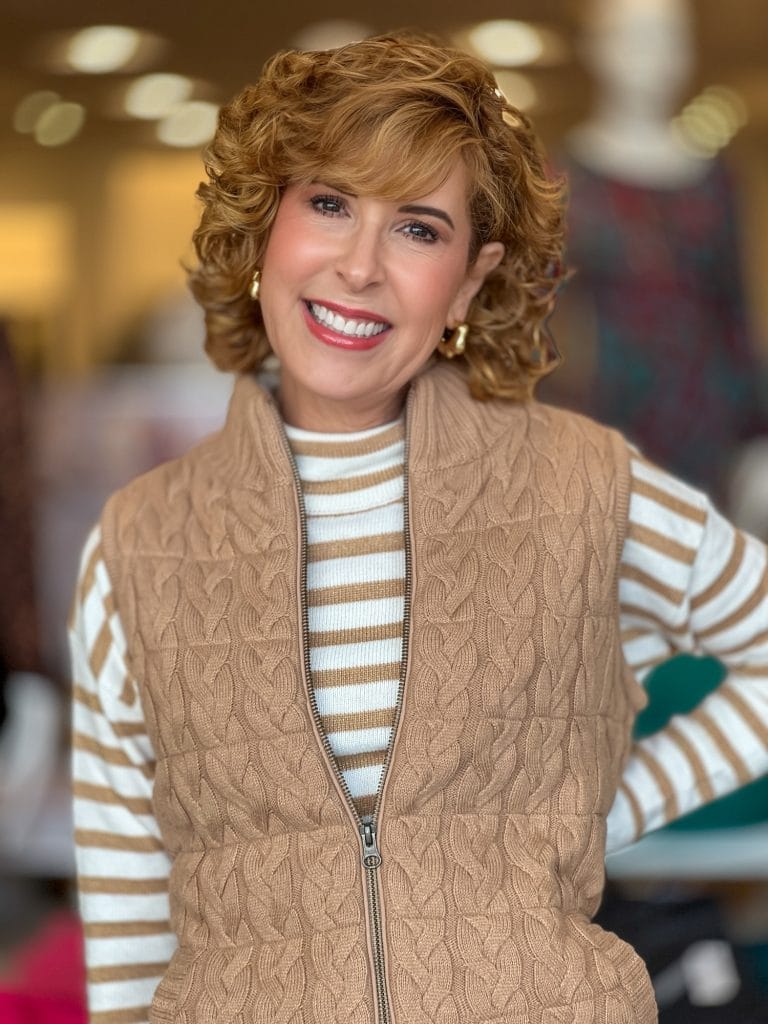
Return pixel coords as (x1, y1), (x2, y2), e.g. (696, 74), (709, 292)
(70, 526), (177, 1024)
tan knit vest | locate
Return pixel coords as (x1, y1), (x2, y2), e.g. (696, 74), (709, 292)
(101, 361), (657, 1024)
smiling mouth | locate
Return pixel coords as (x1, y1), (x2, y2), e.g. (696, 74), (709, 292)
(306, 301), (391, 338)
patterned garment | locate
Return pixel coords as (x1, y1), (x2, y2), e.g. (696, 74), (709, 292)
(556, 155), (768, 498)
(70, 419), (768, 1023)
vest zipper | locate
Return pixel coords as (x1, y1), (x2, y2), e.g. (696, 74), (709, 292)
(276, 400), (414, 1024)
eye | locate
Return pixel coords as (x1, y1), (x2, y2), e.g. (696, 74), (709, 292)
(310, 194), (346, 216)
(402, 220), (439, 244)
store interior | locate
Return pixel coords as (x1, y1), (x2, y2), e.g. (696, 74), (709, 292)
(1, 0), (767, 1021)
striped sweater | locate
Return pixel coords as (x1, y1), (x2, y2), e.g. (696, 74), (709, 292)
(70, 416), (768, 1024)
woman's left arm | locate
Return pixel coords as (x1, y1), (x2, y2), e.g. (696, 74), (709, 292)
(607, 453), (768, 853)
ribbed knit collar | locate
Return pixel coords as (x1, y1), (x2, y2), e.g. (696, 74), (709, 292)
(219, 361), (532, 491)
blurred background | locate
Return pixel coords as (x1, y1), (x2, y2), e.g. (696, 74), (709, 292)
(1, 0), (767, 1020)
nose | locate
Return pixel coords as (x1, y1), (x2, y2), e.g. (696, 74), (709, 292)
(334, 222), (384, 292)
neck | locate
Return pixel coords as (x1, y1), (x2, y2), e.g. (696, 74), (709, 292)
(277, 379), (408, 433)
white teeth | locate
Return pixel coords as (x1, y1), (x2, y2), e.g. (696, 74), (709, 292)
(309, 302), (388, 338)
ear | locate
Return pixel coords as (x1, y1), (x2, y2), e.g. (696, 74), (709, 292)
(447, 241), (505, 326)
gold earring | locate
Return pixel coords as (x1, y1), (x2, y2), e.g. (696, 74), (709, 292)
(249, 269), (261, 301)
(436, 323), (468, 359)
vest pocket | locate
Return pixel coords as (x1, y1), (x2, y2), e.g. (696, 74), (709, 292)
(149, 947), (194, 1024)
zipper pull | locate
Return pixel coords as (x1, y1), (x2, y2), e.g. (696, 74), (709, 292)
(360, 822), (382, 868)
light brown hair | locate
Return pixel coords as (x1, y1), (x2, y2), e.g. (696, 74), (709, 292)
(189, 31), (566, 399)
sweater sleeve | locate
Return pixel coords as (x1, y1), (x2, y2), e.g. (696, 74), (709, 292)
(70, 525), (176, 1024)
(606, 454), (768, 852)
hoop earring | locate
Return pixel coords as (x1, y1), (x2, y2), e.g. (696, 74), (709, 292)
(436, 323), (468, 360)
(249, 269), (261, 301)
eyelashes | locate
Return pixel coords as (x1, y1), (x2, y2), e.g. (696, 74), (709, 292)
(308, 193), (439, 244)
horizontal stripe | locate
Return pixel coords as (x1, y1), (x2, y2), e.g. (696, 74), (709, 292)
(308, 531), (403, 562)
(75, 830), (165, 853)
(74, 732), (139, 769)
(302, 462), (403, 495)
(310, 638), (402, 673)
(619, 564), (685, 606)
(79, 876), (169, 895)
(309, 578), (404, 606)
(74, 682), (103, 715)
(287, 421), (403, 458)
(91, 1006), (152, 1024)
(356, 792), (376, 819)
(631, 476), (708, 526)
(323, 707), (396, 734)
(84, 919), (172, 939)
(617, 603), (688, 638)
(626, 522), (697, 566)
(312, 661), (401, 688)
(310, 619), (403, 647)
(336, 747), (389, 772)
(88, 961), (167, 984)
(74, 781), (153, 816)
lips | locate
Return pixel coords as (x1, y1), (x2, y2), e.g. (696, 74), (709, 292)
(302, 299), (392, 351)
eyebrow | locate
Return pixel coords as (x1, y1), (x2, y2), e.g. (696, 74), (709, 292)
(398, 204), (455, 231)
(311, 183), (456, 232)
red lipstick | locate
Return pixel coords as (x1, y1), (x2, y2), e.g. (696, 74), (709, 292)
(302, 300), (392, 351)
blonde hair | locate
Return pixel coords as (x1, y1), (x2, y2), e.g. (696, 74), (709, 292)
(189, 31), (566, 399)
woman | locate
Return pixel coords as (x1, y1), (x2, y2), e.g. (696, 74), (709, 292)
(71, 32), (768, 1024)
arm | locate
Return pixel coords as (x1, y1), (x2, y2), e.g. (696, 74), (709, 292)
(70, 526), (177, 1023)
(607, 454), (768, 853)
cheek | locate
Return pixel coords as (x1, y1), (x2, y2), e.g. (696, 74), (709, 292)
(406, 260), (467, 324)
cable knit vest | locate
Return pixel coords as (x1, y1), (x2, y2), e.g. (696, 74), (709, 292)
(100, 361), (657, 1024)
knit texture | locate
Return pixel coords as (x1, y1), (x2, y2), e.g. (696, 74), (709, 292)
(99, 361), (657, 1024)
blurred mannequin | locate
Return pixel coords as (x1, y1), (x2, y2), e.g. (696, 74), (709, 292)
(568, 0), (707, 187)
(543, 0), (768, 498)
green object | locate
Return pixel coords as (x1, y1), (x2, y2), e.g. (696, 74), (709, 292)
(634, 655), (768, 829)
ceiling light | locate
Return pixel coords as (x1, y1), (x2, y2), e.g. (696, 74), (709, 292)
(292, 20), (372, 50)
(157, 102), (219, 147)
(13, 91), (60, 134)
(468, 21), (544, 67)
(34, 102), (86, 146)
(125, 74), (194, 119)
(66, 25), (141, 73)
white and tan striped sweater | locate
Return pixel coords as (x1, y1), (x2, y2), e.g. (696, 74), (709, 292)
(71, 417), (768, 1024)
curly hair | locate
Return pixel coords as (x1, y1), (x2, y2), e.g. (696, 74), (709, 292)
(189, 31), (566, 400)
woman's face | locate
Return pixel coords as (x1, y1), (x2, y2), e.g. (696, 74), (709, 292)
(259, 159), (504, 431)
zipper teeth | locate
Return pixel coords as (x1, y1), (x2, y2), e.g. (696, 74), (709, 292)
(371, 423), (412, 825)
(367, 870), (390, 1024)
(279, 406), (413, 1024)
(283, 443), (364, 822)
